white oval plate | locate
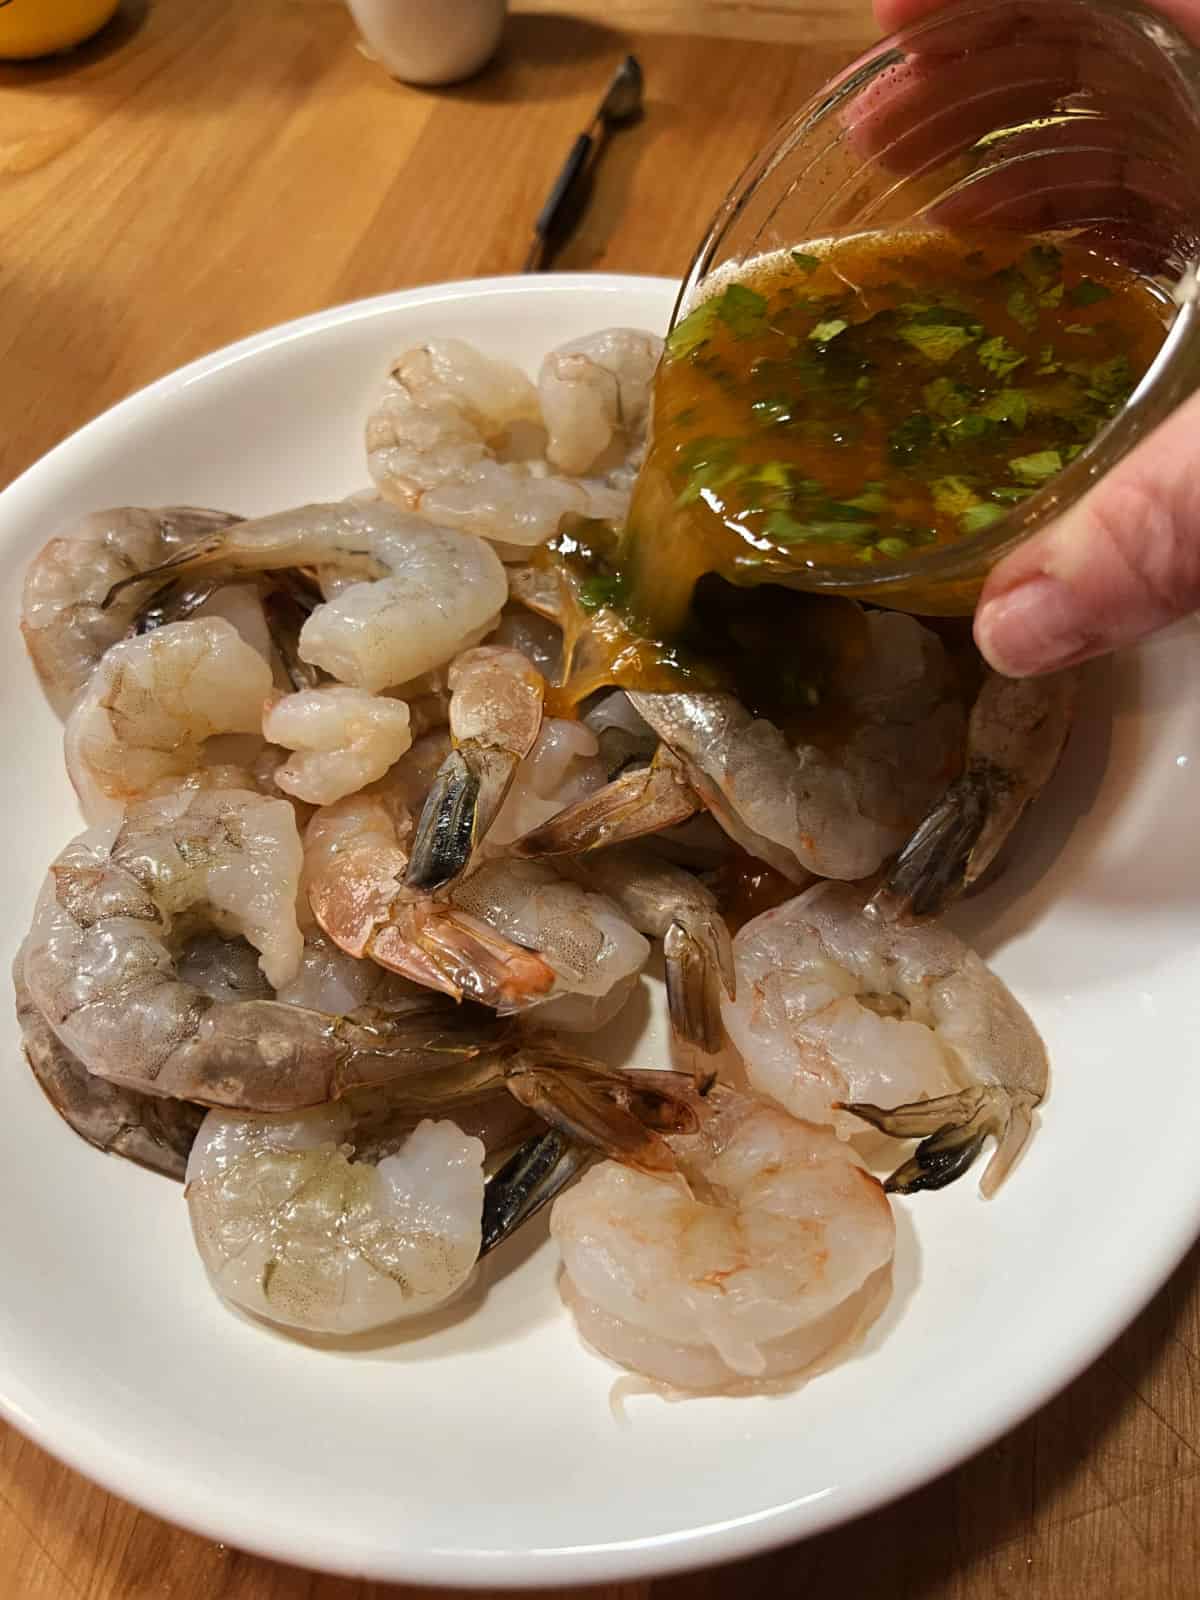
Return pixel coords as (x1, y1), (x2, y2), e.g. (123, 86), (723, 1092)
(2, 275), (1199, 1587)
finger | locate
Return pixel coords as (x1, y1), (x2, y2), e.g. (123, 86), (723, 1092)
(973, 390), (1200, 676)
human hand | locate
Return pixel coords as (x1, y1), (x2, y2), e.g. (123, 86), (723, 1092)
(870, 0), (1200, 677)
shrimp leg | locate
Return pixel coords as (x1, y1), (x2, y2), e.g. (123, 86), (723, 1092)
(479, 1129), (590, 1256)
(846, 1085), (1037, 1198)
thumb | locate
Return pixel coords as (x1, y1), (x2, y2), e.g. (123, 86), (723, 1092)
(973, 390), (1200, 676)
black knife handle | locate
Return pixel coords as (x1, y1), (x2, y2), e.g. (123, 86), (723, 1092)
(535, 132), (594, 242)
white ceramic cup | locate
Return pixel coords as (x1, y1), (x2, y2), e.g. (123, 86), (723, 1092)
(345, 0), (507, 86)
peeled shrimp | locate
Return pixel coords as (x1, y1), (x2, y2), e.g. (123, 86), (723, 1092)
(870, 668), (1079, 920)
(264, 685), (414, 807)
(303, 772), (559, 1010)
(106, 501), (507, 693)
(23, 786), (503, 1111)
(552, 1089), (895, 1391)
(450, 858), (651, 1031)
(21, 505), (240, 715)
(64, 618), (274, 824)
(722, 882), (1049, 1194)
(366, 332), (660, 550)
(185, 1048), (707, 1335)
(486, 718), (608, 848)
(405, 646), (545, 890)
(187, 1108), (486, 1333)
(537, 328), (662, 478)
(560, 844), (734, 1053)
(622, 613), (963, 882)
(15, 952), (203, 1180)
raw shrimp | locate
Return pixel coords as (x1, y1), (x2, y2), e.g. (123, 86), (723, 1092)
(722, 883), (1048, 1195)
(186, 1108), (487, 1333)
(406, 646), (545, 890)
(560, 844), (734, 1053)
(303, 774), (560, 1010)
(486, 608), (563, 679)
(106, 501), (507, 693)
(537, 329), (662, 478)
(64, 618), (274, 824)
(513, 742), (701, 858)
(486, 717), (608, 848)
(21, 505), (240, 715)
(366, 333), (660, 550)
(23, 786), (503, 1111)
(621, 612), (964, 882)
(551, 1089), (895, 1391)
(264, 685), (414, 807)
(869, 669), (1079, 920)
(450, 857), (651, 1031)
(14, 953), (203, 1180)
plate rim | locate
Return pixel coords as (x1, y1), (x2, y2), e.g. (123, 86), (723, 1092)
(2, 273), (1198, 1587)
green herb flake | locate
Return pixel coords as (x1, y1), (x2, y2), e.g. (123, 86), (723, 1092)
(790, 251), (821, 274)
(980, 388), (1030, 429)
(1068, 279), (1112, 307)
(665, 300), (719, 360)
(764, 510), (875, 545)
(960, 503), (1007, 534)
(1063, 323), (1096, 336)
(875, 536), (912, 558)
(888, 412), (933, 465)
(897, 321), (981, 363)
(931, 475), (982, 517)
(1039, 282), (1065, 309)
(923, 377), (969, 419)
(1006, 283), (1039, 333)
(843, 487), (888, 513)
(577, 575), (622, 612)
(941, 413), (992, 443)
(1084, 354), (1133, 406)
(990, 486), (1035, 503)
(978, 336), (1026, 378)
(747, 461), (793, 489)
(1024, 243), (1063, 291)
(1036, 345), (1061, 375)
(673, 436), (745, 505)
(809, 318), (850, 344)
(1009, 450), (1063, 484)
(716, 283), (769, 339)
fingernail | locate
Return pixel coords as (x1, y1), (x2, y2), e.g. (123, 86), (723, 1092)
(975, 575), (1099, 676)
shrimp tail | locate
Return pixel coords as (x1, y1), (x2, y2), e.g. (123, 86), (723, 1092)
(479, 1129), (591, 1257)
(406, 745), (519, 891)
(868, 773), (990, 921)
(511, 746), (701, 858)
(663, 915), (735, 1055)
(844, 1085), (1038, 1196)
(369, 906), (559, 1012)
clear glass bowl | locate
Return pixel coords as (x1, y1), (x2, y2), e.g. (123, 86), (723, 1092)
(672, 0), (1200, 614)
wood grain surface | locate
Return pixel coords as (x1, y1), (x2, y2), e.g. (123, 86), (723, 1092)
(1, 2), (1198, 1596)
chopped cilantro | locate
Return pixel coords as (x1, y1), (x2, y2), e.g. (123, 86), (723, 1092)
(716, 283), (769, 339)
(673, 437), (744, 505)
(1068, 279), (1112, 307)
(923, 377), (970, 419)
(577, 575), (623, 612)
(1063, 323), (1096, 336)
(1083, 353), (1133, 406)
(665, 300), (719, 360)
(990, 485), (1035, 503)
(978, 336), (1026, 378)
(1039, 282), (1065, 309)
(1006, 283), (1039, 332)
(888, 412), (933, 464)
(843, 487), (888, 513)
(764, 510), (875, 544)
(790, 251), (821, 274)
(1036, 345), (1061, 375)
(1023, 243), (1063, 291)
(960, 503), (1007, 534)
(1009, 450), (1063, 484)
(941, 413), (992, 443)
(809, 318), (849, 344)
(980, 388), (1030, 429)
(875, 536), (912, 558)
(931, 476), (982, 516)
(897, 321), (981, 362)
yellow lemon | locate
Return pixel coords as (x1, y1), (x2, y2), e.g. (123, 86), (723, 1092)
(0, 0), (120, 59)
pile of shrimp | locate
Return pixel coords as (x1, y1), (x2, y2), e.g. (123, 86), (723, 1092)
(14, 326), (1076, 1395)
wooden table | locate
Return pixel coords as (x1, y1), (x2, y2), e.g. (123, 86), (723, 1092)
(2, 2), (1199, 1595)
